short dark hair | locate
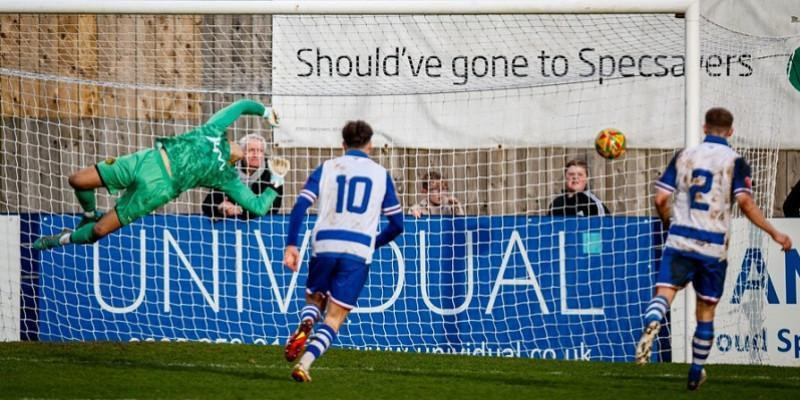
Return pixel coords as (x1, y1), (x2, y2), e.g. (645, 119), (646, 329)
(705, 107), (734, 132)
(565, 159), (589, 176)
(422, 171), (445, 191)
(342, 120), (373, 148)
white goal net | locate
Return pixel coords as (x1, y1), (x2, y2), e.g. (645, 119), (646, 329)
(0, 9), (791, 363)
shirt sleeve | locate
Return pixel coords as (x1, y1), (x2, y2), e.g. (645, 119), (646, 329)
(548, 195), (563, 216)
(655, 150), (681, 193)
(286, 196), (313, 247)
(205, 99), (267, 134)
(732, 157), (753, 198)
(201, 190), (226, 219)
(382, 172), (402, 216)
(299, 165), (323, 203)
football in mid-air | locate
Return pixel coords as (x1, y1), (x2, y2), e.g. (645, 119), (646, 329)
(595, 128), (627, 160)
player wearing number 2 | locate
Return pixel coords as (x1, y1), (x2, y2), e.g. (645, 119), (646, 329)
(634, 107), (792, 390)
(282, 120), (404, 382)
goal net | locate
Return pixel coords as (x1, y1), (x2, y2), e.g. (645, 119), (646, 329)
(0, 8), (790, 363)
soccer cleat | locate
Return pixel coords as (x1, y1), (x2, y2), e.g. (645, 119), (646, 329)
(76, 211), (103, 229)
(284, 320), (314, 362)
(32, 229), (71, 250)
(687, 368), (707, 391)
(291, 364), (312, 383)
(635, 320), (661, 364)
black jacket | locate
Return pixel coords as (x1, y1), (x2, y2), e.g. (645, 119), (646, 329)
(783, 179), (800, 217)
(548, 191), (610, 216)
(202, 168), (283, 220)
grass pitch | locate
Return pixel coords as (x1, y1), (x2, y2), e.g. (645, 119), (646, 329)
(0, 342), (798, 399)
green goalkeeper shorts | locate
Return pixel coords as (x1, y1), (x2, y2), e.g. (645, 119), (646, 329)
(96, 148), (178, 226)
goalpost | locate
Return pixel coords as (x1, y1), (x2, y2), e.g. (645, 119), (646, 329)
(0, 0), (789, 364)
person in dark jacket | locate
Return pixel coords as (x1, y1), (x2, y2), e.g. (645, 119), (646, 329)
(548, 159), (609, 216)
(783, 179), (800, 217)
(202, 133), (284, 220)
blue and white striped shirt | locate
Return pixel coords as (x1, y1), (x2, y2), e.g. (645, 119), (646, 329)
(296, 149), (401, 264)
(657, 135), (752, 260)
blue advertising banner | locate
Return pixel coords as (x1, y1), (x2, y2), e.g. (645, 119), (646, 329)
(32, 215), (659, 361)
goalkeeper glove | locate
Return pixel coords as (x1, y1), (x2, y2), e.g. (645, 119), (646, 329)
(263, 107), (280, 128)
(268, 157), (290, 188)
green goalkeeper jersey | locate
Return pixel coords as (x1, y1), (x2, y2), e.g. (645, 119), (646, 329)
(155, 99), (277, 216)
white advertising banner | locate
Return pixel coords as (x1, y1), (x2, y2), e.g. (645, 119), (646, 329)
(0, 215), (20, 342)
(272, 14), (799, 149)
(710, 218), (800, 366)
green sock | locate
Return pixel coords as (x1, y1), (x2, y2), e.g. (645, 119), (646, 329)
(74, 189), (97, 215)
(70, 222), (99, 244)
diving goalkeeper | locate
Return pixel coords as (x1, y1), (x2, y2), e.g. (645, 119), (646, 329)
(33, 99), (285, 250)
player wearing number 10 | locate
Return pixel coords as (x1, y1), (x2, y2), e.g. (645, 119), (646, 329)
(634, 107), (792, 390)
(282, 120), (404, 382)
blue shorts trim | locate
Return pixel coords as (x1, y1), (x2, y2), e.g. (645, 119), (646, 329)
(657, 247), (728, 303)
(668, 225), (726, 245)
(316, 229), (372, 246)
(305, 255), (369, 310)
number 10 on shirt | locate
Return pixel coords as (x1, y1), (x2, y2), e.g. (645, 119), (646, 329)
(335, 175), (373, 214)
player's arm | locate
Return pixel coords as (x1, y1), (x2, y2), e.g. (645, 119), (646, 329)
(375, 172), (404, 248)
(284, 165), (323, 271)
(733, 157), (792, 250)
(653, 150), (681, 230)
(206, 99), (278, 133)
(217, 177), (279, 217)
(738, 194), (791, 250)
(653, 190), (671, 231)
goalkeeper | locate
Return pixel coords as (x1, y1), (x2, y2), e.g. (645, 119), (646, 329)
(33, 99), (285, 250)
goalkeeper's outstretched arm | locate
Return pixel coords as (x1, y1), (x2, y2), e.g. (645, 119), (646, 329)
(206, 99), (279, 133)
(217, 178), (280, 217)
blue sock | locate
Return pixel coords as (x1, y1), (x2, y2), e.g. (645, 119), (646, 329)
(691, 320), (714, 376)
(299, 323), (336, 369)
(644, 295), (669, 325)
(300, 304), (321, 324)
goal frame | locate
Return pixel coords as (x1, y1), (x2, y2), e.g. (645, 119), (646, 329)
(2, 0), (702, 362)
(3, 0), (703, 159)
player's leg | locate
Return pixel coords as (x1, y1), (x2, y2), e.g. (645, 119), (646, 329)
(284, 290), (328, 362)
(32, 207), (123, 250)
(69, 209), (123, 244)
(292, 301), (350, 383)
(285, 257), (334, 362)
(686, 259), (726, 391)
(68, 166), (104, 226)
(636, 249), (693, 364)
(292, 258), (368, 382)
(73, 154), (138, 228)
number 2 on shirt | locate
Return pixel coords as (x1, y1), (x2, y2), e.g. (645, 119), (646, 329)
(689, 168), (713, 211)
(335, 175), (373, 214)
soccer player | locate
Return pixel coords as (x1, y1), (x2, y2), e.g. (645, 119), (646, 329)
(32, 99), (284, 250)
(282, 120), (404, 382)
(634, 107), (792, 390)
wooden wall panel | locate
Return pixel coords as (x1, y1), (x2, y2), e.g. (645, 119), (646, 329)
(0, 14), (21, 117)
(18, 15), (41, 118)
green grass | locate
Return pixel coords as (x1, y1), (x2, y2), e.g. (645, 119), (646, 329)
(0, 342), (798, 399)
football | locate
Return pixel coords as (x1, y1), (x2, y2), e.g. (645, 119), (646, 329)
(595, 128), (627, 159)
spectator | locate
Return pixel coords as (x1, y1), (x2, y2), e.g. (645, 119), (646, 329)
(783, 178), (800, 217)
(548, 159), (609, 216)
(409, 171), (465, 218)
(202, 134), (283, 220)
